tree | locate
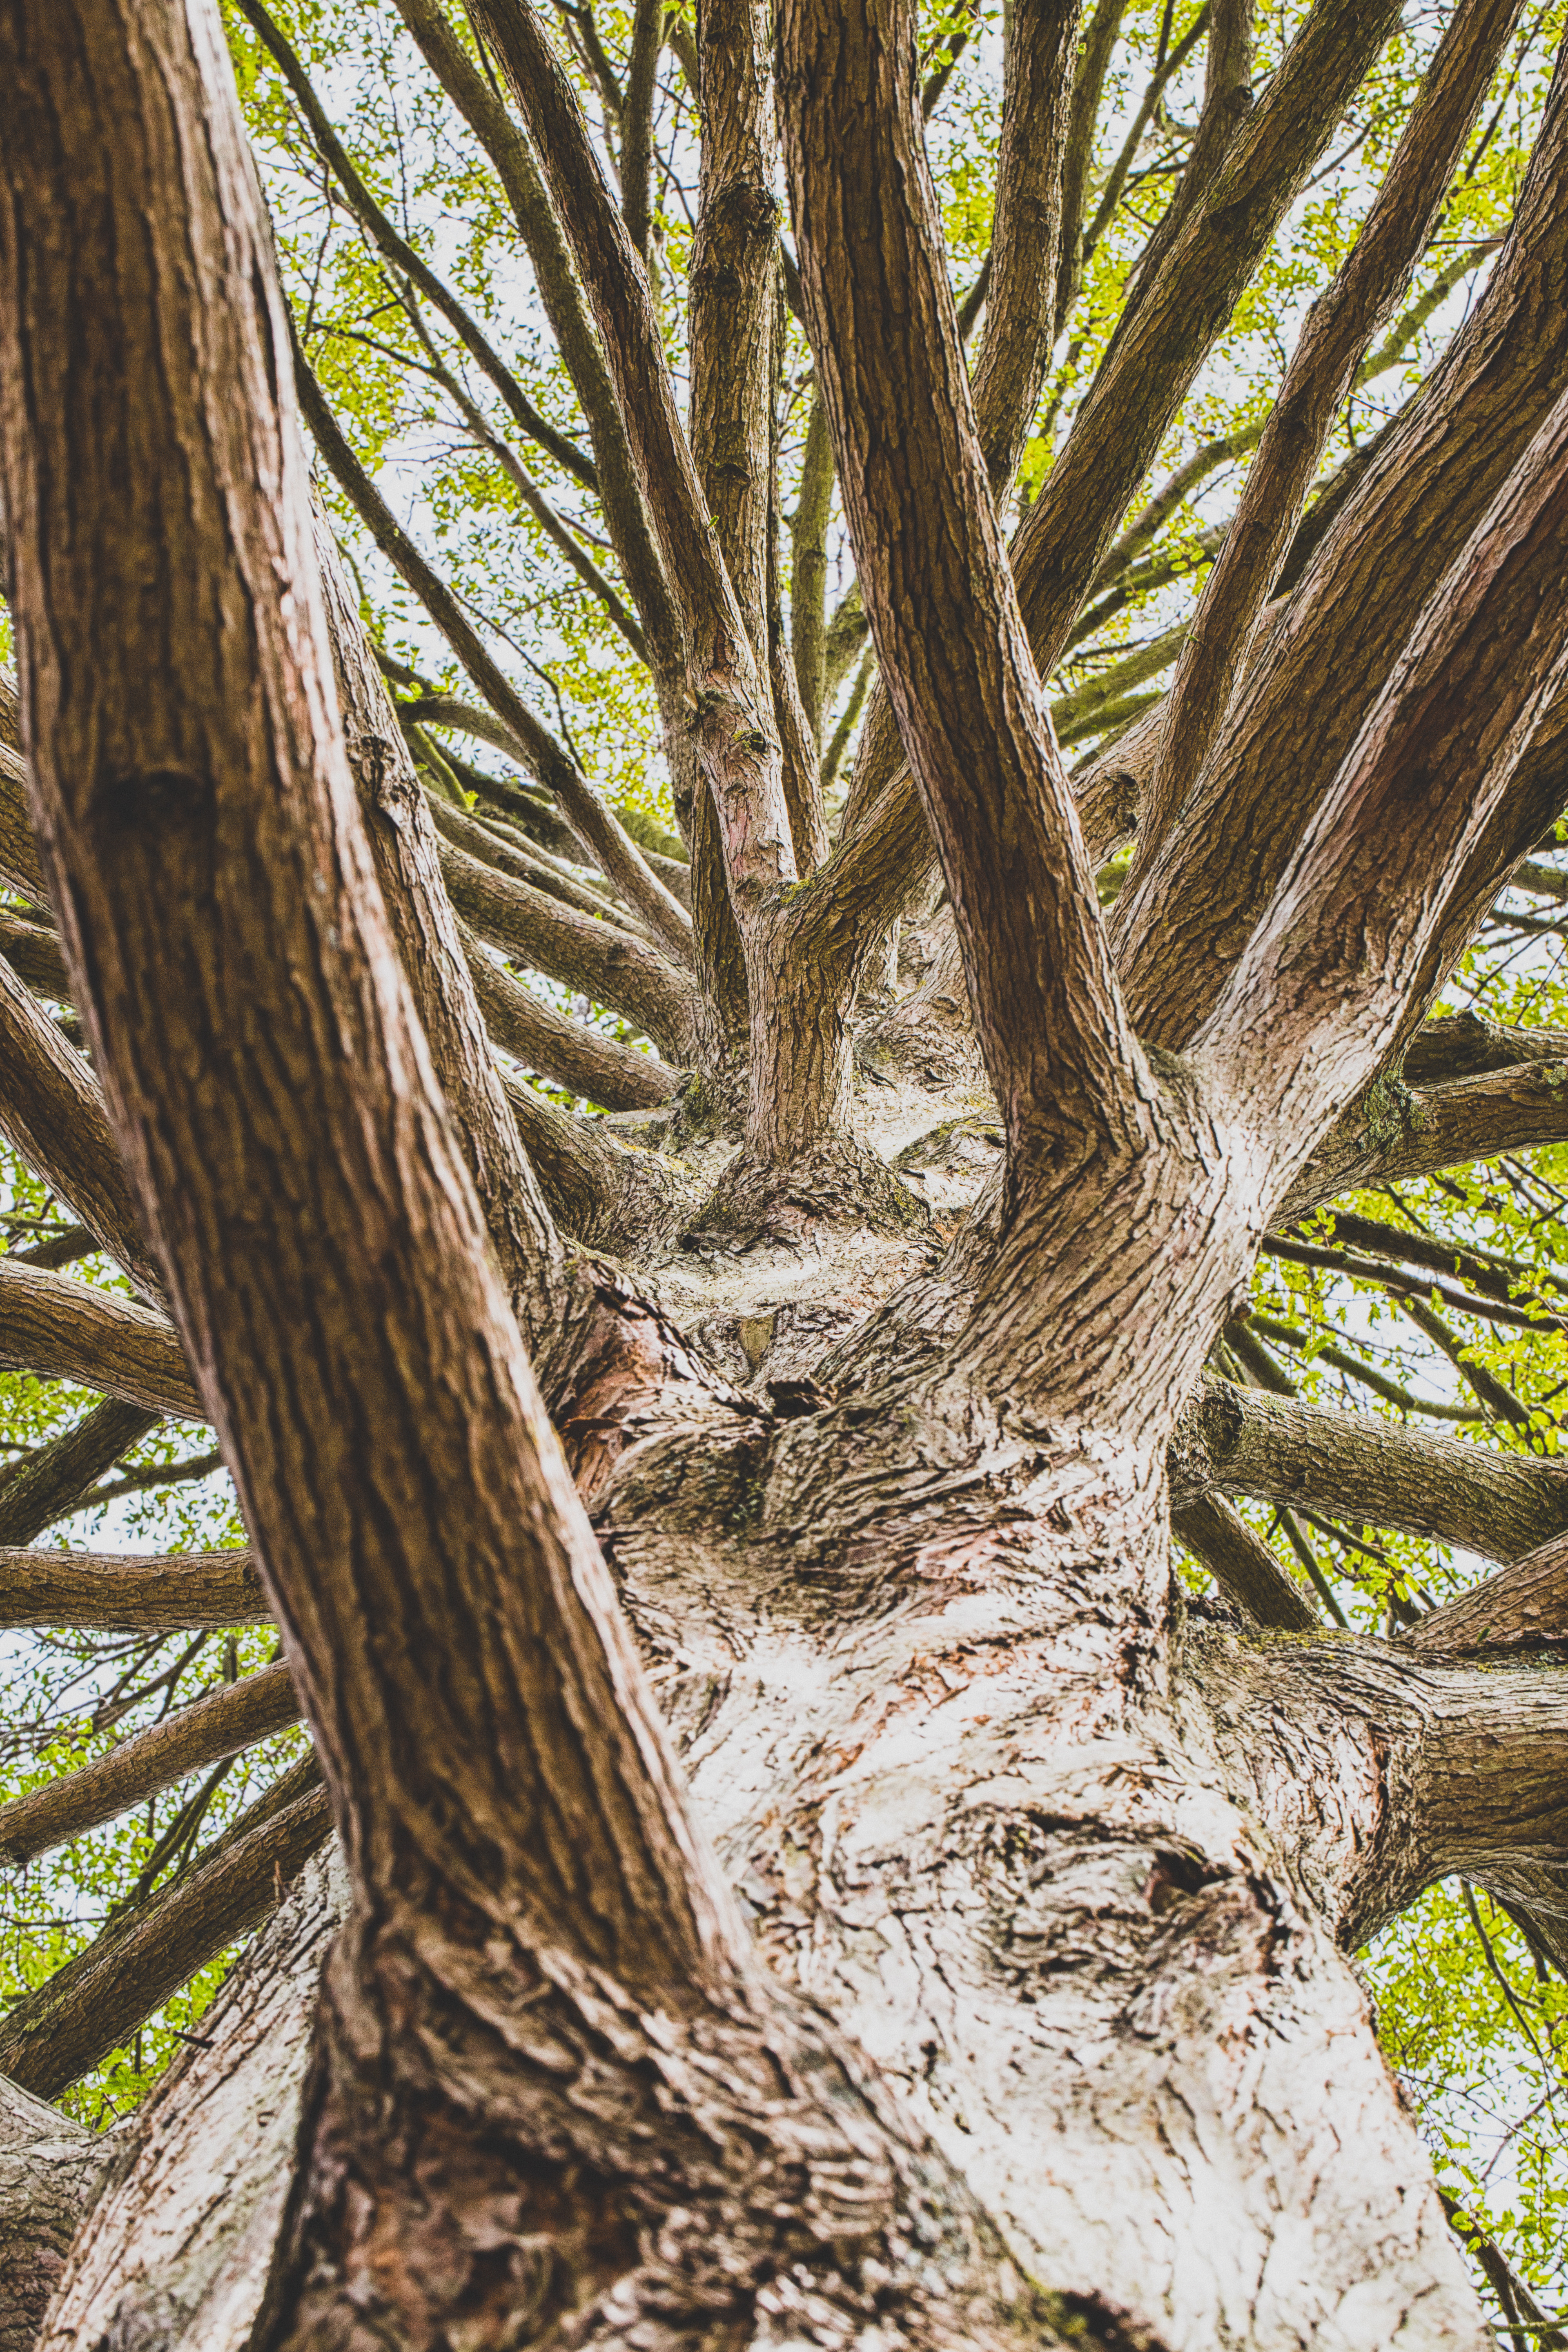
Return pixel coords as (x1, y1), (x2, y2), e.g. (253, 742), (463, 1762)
(0, 0), (1566, 2341)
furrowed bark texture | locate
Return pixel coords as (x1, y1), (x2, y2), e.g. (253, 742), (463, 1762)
(0, 1659), (298, 1866)
(0, 0), (1563, 2343)
(36, 1843), (349, 2352)
(0, 1541), (267, 1628)
(0, 11), (1055, 2346)
(0, 2076), (110, 2352)
(1118, 33), (1568, 1042)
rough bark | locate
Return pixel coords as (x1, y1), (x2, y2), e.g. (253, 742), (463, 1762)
(0, 2075), (111, 2352)
(1172, 1378), (1568, 1562)
(0, 1397), (160, 1546)
(34, 1842), (347, 2352)
(1, 0), (1565, 2344)
(0, 1763), (331, 2100)
(0, 1658), (297, 1866)
(0, 1261), (200, 1420)
(0, 1541), (267, 1628)
(1119, 34), (1568, 1043)
(1140, 0), (1524, 860)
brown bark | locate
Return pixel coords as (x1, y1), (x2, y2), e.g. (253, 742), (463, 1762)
(1199, 381), (1568, 1200)
(1120, 34), (1568, 1043)
(0, 1396), (159, 1546)
(437, 827), (699, 1059)
(463, 929), (679, 1111)
(0, 1541), (267, 1629)
(1008, 0), (1402, 681)
(294, 342), (696, 967)
(0, 15), (1033, 2344)
(0, 2076), (109, 2352)
(0, 1261), (200, 1419)
(235, 0), (597, 491)
(0, 1764), (331, 2101)
(779, 0), (1146, 1202)
(1173, 1378), (1568, 1564)
(316, 521), (566, 1353)
(5, 0), (1568, 2341)
(388, 0), (682, 679)
(1139, 0), (1523, 861)
(1171, 1492), (1319, 1630)
(0, 1659), (298, 1867)
(0, 911), (70, 1003)
(1403, 1532), (1568, 1657)
(689, 0), (777, 671)
(0, 947), (162, 1300)
(968, 0), (1081, 495)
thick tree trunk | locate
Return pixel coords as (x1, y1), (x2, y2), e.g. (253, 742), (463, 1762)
(3, 0), (1566, 2345)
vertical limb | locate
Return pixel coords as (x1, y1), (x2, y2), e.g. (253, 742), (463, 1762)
(789, 391), (833, 748)
(1054, 0), (1126, 330)
(969, 0), (1083, 495)
(777, 0), (1147, 1181)
(619, 0), (663, 259)
(689, 0), (777, 668)
(1113, 0), (1256, 340)
(314, 518), (567, 1355)
(1009, 0), (1401, 682)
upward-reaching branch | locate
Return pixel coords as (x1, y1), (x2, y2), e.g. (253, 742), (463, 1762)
(778, 0), (1147, 1184)
(468, 1), (800, 931)
(967, 0), (1081, 496)
(294, 339), (695, 968)
(1139, 0), (1525, 864)
(689, 0), (777, 668)
(1198, 380), (1568, 1191)
(1009, 0), (1401, 682)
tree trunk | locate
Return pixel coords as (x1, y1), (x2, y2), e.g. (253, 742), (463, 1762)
(1, 0), (1565, 2344)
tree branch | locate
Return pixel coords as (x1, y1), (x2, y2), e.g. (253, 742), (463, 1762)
(0, 1262), (200, 1421)
(294, 337), (695, 964)
(967, 0), (1081, 497)
(437, 829), (699, 1060)
(0, 0), (752, 2061)
(470, 0), (800, 947)
(390, 0), (682, 675)
(789, 393), (833, 747)
(1199, 381), (1568, 1190)
(689, 0), (777, 667)
(620, 0), (663, 258)
(1171, 1378), (1568, 1561)
(0, 947), (163, 1300)
(0, 1542), (266, 1630)
(0, 1661), (298, 1869)
(1118, 45), (1568, 1047)
(1140, 0), (1521, 864)
(1171, 1493), (1319, 1630)
(1009, 0), (1401, 684)
(779, 0), (1148, 1189)
(316, 520), (566, 1353)
(464, 926), (679, 1109)
(0, 1762), (330, 2100)
(0, 1398), (160, 1547)
(1054, 0), (1127, 330)
(1283, 1058), (1568, 1219)
(233, 0), (597, 490)
(1404, 1531), (1568, 1657)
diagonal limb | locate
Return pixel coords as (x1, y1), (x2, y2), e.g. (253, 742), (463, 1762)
(1137, 0), (1525, 868)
